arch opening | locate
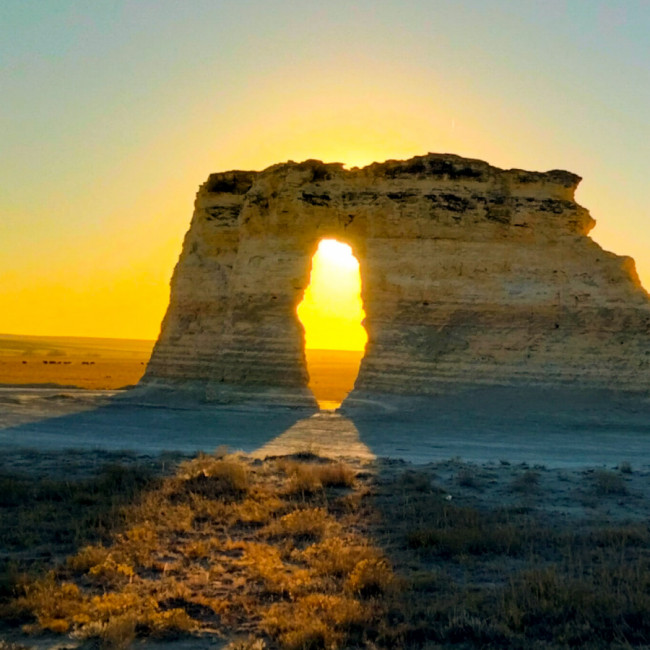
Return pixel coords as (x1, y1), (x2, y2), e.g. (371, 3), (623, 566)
(296, 239), (367, 410)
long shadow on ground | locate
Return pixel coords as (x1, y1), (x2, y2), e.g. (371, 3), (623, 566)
(344, 386), (650, 467)
(0, 393), (315, 455)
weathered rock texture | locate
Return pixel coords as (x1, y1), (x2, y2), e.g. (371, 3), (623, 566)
(142, 153), (650, 404)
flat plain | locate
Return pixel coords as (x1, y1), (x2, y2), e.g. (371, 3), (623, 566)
(0, 336), (361, 406)
(0, 334), (154, 390)
(2, 337), (650, 648)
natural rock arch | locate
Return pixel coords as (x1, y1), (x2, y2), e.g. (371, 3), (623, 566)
(142, 153), (650, 406)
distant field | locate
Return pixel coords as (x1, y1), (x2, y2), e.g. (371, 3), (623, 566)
(0, 336), (364, 402)
(0, 334), (155, 389)
(305, 348), (364, 407)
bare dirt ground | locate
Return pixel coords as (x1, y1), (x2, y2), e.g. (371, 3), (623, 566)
(2, 385), (650, 468)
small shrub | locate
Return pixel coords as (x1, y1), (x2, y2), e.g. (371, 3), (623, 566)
(407, 518), (526, 558)
(162, 503), (195, 533)
(346, 558), (395, 597)
(618, 461), (633, 474)
(302, 537), (381, 577)
(268, 508), (333, 541)
(281, 461), (355, 495)
(177, 455), (249, 501)
(13, 576), (86, 634)
(284, 464), (321, 495)
(183, 539), (211, 560)
(510, 470), (540, 494)
(231, 494), (282, 525)
(144, 607), (195, 637)
(67, 544), (110, 573)
(442, 612), (510, 645)
(120, 523), (159, 564)
(263, 594), (366, 650)
(97, 612), (138, 649)
(0, 560), (19, 602)
(317, 463), (355, 488)
(589, 525), (650, 548)
(0, 476), (30, 507)
(591, 469), (628, 496)
(96, 463), (155, 498)
(456, 468), (481, 489)
(88, 556), (135, 586)
(240, 543), (310, 597)
(398, 470), (433, 493)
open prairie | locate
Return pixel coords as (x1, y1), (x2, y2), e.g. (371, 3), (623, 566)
(0, 337), (362, 404)
(0, 334), (154, 390)
(4, 341), (650, 648)
(304, 348), (364, 407)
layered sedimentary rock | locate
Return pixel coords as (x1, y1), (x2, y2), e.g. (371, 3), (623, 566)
(142, 153), (650, 404)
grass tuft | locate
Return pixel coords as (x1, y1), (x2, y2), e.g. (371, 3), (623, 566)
(280, 460), (355, 495)
(267, 507), (334, 541)
(591, 469), (628, 496)
(263, 594), (367, 650)
(175, 454), (249, 501)
(456, 468), (481, 489)
(510, 469), (540, 494)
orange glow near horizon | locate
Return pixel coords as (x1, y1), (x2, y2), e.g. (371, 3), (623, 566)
(297, 239), (368, 352)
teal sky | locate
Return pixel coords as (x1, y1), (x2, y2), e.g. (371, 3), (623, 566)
(1, 0), (649, 337)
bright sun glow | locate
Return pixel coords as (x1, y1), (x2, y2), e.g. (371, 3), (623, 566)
(297, 239), (367, 352)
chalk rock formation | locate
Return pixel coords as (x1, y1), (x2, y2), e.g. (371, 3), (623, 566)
(142, 153), (650, 404)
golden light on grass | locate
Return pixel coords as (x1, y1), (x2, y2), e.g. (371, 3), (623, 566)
(297, 239), (367, 408)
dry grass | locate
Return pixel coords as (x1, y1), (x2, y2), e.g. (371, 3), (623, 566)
(0, 458), (162, 613)
(266, 507), (335, 541)
(174, 453), (250, 500)
(510, 469), (540, 494)
(368, 465), (650, 648)
(279, 459), (355, 495)
(263, 594), (368, 650)
(5, 453), (650, 648)
(302, 536), (381, 577)
(619, 461), (633, 474)
(456, 467), (481, 489)
(2, 453), (383, 648)
(590, 468), (629, 496)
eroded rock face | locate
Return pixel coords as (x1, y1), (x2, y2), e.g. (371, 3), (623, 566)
(142, 153), (650, 404)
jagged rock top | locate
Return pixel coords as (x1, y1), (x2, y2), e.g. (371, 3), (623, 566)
(199, 152), (592, 237)
(204, 152), (581, 196)
(143, 151), (649, 403)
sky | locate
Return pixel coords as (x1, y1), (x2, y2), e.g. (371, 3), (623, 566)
(1, 0), (649, 340)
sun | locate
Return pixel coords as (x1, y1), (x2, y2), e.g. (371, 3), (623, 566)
(296, 239), (367, 352)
